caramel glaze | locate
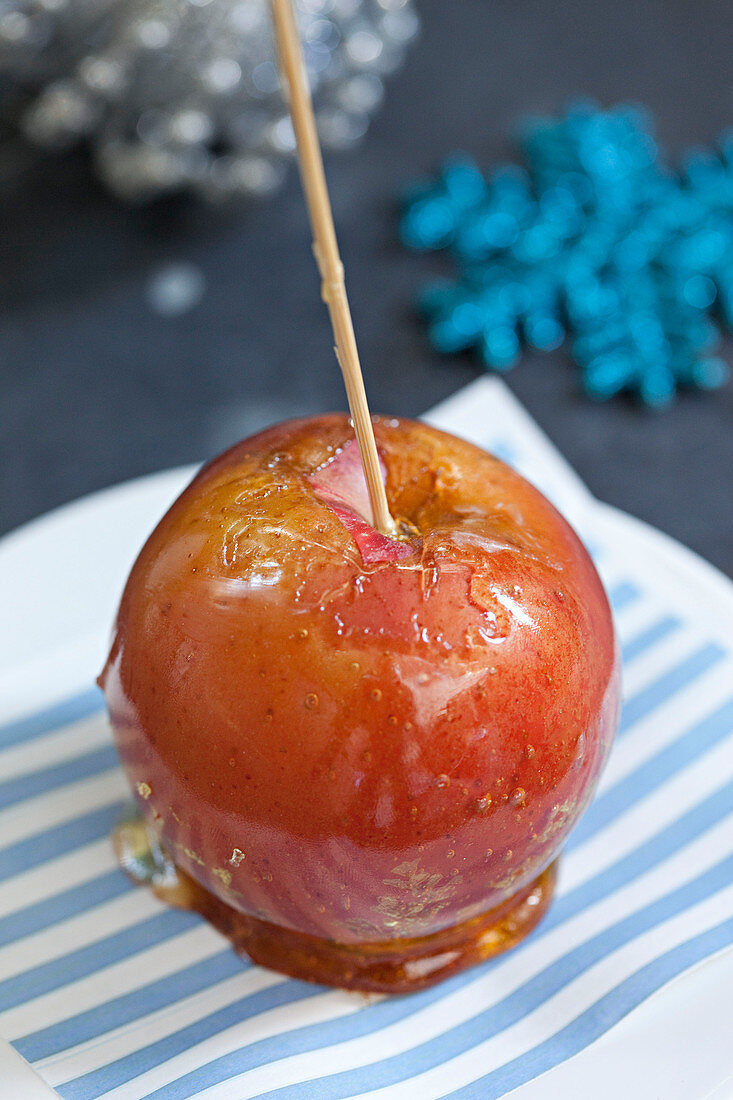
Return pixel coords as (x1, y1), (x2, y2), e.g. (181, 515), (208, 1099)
(101, 415), (620, 993)
(114, 813), (557, 993)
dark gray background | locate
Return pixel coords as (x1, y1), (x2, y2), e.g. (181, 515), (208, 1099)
(2, 0), (732, 576)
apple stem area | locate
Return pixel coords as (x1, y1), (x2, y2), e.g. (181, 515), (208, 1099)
(269, 0), (398, 539)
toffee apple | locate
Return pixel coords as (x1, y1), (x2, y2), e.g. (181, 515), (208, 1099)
(100, 414), (620, 992)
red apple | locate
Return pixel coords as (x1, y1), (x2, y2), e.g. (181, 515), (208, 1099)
(100, 415), (620, 991)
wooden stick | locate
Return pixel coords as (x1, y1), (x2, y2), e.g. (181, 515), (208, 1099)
(270, 0), (397, 537)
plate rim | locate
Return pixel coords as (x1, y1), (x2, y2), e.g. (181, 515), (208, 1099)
(0, 466), (732, 1099)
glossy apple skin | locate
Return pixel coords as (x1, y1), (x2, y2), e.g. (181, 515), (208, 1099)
(101, 415), (620, 947)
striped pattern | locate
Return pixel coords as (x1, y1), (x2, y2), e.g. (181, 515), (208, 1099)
(1, 420), (732, 1098)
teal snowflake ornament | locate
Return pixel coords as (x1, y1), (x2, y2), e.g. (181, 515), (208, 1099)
(400, 101), (732, 406)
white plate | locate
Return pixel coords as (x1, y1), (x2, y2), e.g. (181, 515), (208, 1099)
(0, 428), (731, 1099)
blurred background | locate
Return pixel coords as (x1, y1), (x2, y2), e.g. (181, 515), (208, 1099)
(1, 0), (732, 576)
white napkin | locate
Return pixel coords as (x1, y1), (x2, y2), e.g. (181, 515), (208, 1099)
(1, 378), (731, 1100)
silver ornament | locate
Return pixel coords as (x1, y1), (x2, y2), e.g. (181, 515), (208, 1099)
(0, 0), (418, 200)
